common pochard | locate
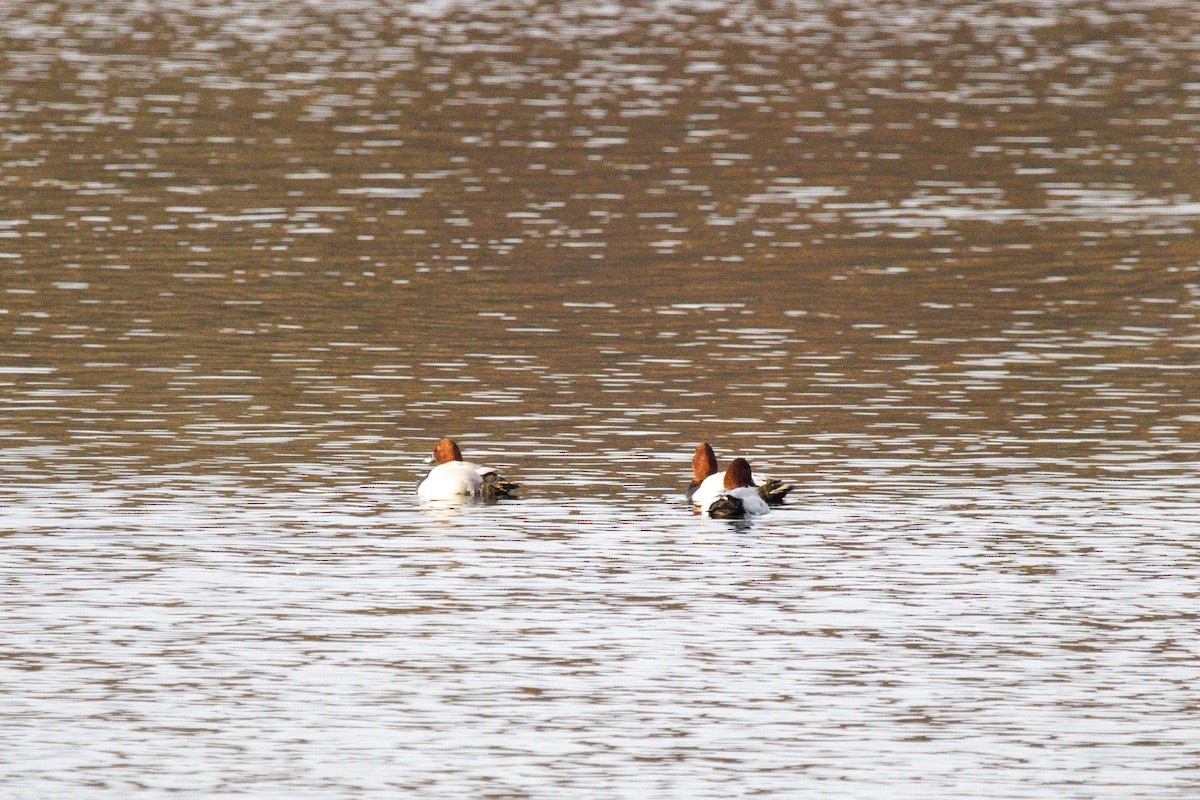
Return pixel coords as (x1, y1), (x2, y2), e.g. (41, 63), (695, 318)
(416, 438), (519, 501)
(686, 442), (791, 508)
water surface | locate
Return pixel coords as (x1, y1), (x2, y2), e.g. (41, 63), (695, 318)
(2, 1), (1200, 796)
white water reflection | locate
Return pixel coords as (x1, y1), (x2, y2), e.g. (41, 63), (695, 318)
(3, 478), (1200, 796)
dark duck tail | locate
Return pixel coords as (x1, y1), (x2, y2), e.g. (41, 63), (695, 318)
(707, 494), (747, 519)
(755, 478), (792, 505)
(480, 471), (519, 501)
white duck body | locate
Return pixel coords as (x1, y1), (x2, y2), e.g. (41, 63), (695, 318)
(688, 472), (726, 506)
(417, 460), (489, 499)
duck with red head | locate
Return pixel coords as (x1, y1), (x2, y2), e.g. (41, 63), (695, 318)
(685, 442), (792, 508)
(705, 458), (770, 519)
(685, 442), (722, 503)
(432, 438), (463, 464)
(417, 438), (518, 501)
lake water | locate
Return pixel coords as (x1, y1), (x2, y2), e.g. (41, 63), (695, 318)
(3, 1), (1200, 796)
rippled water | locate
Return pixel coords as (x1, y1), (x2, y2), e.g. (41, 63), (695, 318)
(3, 1), (1200, 796)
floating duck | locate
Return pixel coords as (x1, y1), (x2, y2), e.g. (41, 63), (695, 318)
(703, 458), (770, 518)
(686, 442), (791, 509)
(416, 438), (518, 501)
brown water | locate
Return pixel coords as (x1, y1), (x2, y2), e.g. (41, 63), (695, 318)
(3, 1), (1200, 796)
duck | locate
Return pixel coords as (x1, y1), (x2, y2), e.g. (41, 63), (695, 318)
(685, 442), (792, 507)
(416, 438), (519, 501)
(703, 458), (770, 519)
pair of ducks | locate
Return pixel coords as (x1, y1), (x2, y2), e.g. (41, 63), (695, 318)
(416, 439), (792, 519)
